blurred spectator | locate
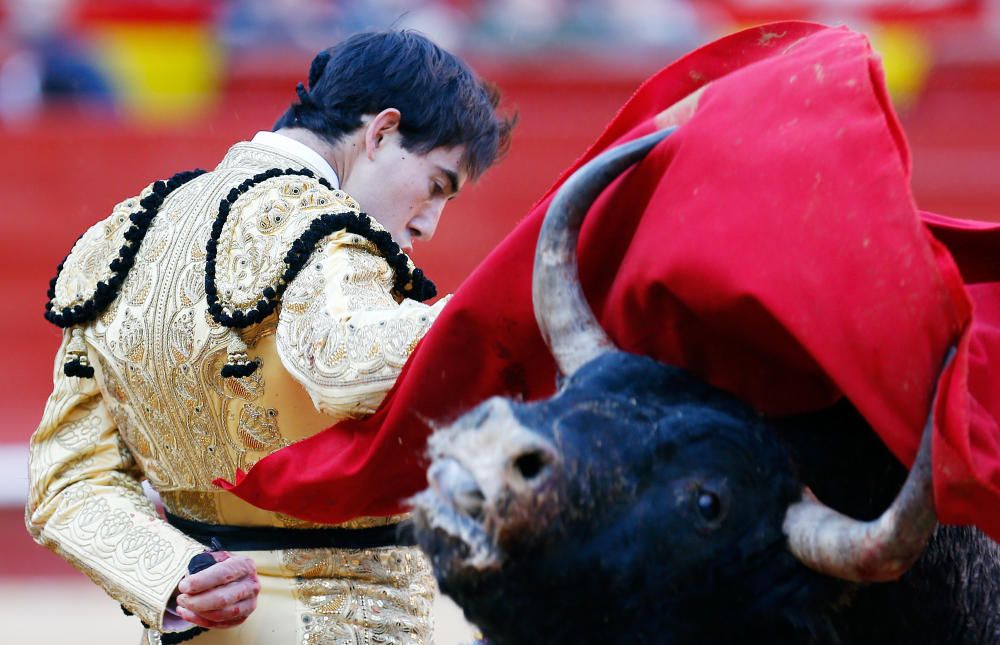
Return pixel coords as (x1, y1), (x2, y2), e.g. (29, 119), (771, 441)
(4, 0), (1000, 122)
(219, 0), (466, 51)
(218, 0), (708, 54)
(0, 0), (112, 121)
(472, 0), (705, 53)
(220, 0), (343, 51)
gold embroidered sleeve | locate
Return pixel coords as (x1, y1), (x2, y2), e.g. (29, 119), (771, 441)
(276, 231), (450, 418)
(25, 333), (205, 631)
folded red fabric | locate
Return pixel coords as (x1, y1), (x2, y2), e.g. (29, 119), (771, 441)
(218, 22), (1000, 542)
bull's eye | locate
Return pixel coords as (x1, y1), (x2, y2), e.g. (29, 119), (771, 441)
(697, 491), (722, 522)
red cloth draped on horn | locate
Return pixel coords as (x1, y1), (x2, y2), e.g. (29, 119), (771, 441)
(217, 21), (1000, 542)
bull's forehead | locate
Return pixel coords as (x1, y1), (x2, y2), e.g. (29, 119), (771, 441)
(551, 352), (736, 410)
(514, 358), (795, 486)
(427, 352), (777, 487)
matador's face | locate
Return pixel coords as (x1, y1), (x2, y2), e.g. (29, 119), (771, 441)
(341, 111), (467, 252)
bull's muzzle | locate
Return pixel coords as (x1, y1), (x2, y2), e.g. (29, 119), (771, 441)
(426, 397), (562, 547)
(429, 458), (486, 521)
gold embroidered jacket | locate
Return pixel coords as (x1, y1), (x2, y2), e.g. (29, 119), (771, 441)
(26, 140), (448, 637)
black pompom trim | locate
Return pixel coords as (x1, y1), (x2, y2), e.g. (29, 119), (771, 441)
(63, 360), (95, 378)
(205, 167), (436, 333)
(44, 169), (208, 328)
(220, 361), (260, 379)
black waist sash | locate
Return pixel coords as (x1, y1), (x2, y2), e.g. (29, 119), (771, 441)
(165, 512), (416, 551)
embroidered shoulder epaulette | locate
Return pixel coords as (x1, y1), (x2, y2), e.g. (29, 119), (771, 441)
(44, 169), (207, 378)
(43, 166), (437, 381)
(203, 168), (436, 378)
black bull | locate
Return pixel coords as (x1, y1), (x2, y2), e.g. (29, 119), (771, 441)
(410, 130), (1000, 644)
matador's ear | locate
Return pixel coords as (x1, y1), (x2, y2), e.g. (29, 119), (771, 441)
(308, 50), (331, 90)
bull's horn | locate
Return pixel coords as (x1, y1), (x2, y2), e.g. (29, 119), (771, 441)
(533, 128), (675, 375)
(783, 346), (957, 582)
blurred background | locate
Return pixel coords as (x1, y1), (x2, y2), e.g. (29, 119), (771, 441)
(1, 0), (998, 642)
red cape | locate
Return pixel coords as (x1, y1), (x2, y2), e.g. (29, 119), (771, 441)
(217, 22), (1000, 542)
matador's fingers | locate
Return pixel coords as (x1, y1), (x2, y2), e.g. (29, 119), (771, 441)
(175, 605), (251, 630)
(178, 554), (257, 595)
(177, 576), (260, 614)
(188, 595), (258, 624)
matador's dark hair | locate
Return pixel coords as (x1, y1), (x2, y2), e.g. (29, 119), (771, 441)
(273, 29), (516, 181)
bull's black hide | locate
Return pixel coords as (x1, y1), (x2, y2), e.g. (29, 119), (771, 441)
(412, 351), (1000, 644)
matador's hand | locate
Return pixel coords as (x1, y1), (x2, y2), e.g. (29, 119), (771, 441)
(175, 552), (260, 629)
